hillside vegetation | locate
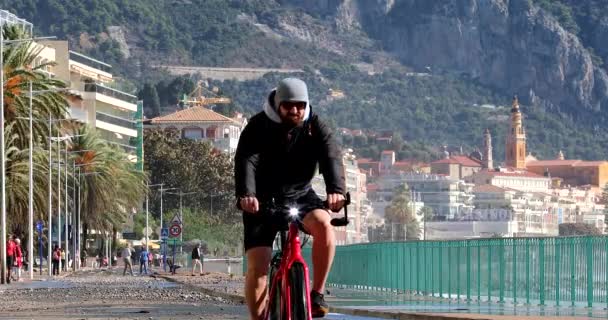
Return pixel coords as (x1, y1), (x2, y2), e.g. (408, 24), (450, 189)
(3, 0), (607, 161)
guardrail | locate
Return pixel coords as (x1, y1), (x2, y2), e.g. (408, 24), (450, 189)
(302, 236), (608, 308)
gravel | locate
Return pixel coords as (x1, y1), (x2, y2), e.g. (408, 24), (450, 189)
(0, 268), (247, 319)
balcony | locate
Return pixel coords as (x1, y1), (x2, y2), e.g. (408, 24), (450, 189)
(96, 112), (136, 130)
(84, 83), (137, 104)
(69, 51), (112, 73)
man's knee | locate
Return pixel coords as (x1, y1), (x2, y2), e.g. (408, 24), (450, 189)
(246, 247), (271, 278)
(303, 209), (334, 238)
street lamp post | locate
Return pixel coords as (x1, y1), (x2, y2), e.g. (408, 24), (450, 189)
(146, 184), (164, 252)
(159, 186), (177, 272)
(27, 81), (33, 279)
(0, 33), (56, 283)
(166, 191), (196, 254)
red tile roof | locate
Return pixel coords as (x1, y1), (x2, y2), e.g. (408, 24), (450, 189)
(477, 169), (545, 178)
(381, 150), (395, 154)
(357, 159), (378, 164)
(150, 106), (241, 124)
(472, 184), (507, 193)
(527, 160), (581, 167)
(527, 160), (608, 167)
(573, 161), (608, 167)
(432, 155), (482, 167)
(366, 183), (379, 191)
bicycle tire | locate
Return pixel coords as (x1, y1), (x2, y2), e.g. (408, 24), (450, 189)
(268, 264), (282, 320)
(289, 263), (309, 320)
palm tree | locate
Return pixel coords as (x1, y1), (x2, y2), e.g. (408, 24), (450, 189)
(2, 25), (68, 149)
(69, 125), (146, 252)
(2, 25), (69, 240)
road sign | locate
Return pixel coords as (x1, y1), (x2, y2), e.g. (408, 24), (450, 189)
(36, 221), (43, 232)
(142, 227), (153, 236)
(166, 238), (182, 245)
(169, 224), (182, 238)
(170, 214), (182, 226)
(161, 227), (169, 240)
(122, 232), (137, 240)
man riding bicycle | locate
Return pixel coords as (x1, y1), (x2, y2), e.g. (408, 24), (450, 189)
(235, 78), (346, 319)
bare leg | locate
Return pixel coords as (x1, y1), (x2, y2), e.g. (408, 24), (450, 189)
(245, 247), (271, 320)
(302, 209), (335, 293)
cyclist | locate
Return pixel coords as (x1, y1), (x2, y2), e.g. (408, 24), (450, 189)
(235, 77), (346, 319)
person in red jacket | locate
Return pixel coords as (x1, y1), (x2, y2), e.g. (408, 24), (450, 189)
(6, 235), (16, 284)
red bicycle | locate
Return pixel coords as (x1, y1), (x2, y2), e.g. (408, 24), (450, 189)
(264, 193), (350, 320)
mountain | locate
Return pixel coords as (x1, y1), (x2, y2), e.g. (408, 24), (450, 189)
(2, 0), (608, 161)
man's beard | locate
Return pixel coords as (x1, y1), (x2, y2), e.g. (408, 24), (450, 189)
(280, 114), (303, 127)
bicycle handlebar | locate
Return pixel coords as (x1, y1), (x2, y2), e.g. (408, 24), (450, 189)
(329, 192), (350, 227)
(261, 192), (351, 227)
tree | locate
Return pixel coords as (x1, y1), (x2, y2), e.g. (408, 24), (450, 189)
(139, 83), (161, 118)
(144, 129), (236, 223)
(558, 223), (602, 236)
(69, 125), (147, 251)
(2, 25), (69, 239)
(384, 184), (420, 240)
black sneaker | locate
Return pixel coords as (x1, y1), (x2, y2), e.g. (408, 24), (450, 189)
(310, 290), (329, 318)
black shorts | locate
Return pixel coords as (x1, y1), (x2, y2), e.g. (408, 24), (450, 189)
(6, 256), (13, 268)
(243, 190), (325, 252)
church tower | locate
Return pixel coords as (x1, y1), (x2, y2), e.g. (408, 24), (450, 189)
(505, 95), (527, 169)
(483, 128), (493, 169)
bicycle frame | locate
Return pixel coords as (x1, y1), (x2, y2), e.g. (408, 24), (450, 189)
(265, 220), (312, 320)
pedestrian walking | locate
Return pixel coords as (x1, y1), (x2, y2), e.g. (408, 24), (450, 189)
(60, 248), (66, 271)
(121, 245), (133, 276)
(52, 245), (61, 275)
(139, 247), (149, 275)
(13, 238), (23, 281)
(191, 243), (203, 276)
(6, 235), (16, 283)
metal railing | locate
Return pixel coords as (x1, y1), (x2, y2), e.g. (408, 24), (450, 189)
(69, 51), (112, 73)
(303, 236), (608, 308)
(84, 83), (137, 104)
(96, 111), (136, 129)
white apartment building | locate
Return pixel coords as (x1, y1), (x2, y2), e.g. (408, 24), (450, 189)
(39, 40), (142, 164)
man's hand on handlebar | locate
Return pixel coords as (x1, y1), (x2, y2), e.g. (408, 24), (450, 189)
(240, 196), (259, 214)
(326, 193), (345, 212)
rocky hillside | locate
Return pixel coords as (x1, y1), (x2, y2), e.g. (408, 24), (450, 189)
(282, 0), (608, 114)
(3, 0), (608, 160)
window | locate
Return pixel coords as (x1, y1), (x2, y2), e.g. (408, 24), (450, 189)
(183, 128), (202, 140)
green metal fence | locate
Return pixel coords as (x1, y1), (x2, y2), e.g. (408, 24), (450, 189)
(302, 236), (608, 307)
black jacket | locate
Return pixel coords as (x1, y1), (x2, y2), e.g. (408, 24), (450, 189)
(234, 111), (345, 202)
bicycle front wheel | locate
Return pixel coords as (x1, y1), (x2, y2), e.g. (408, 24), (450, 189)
(289, 263), (309, 320)
(268, 264), (282, 320)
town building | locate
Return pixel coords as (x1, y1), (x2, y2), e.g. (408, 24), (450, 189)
(312, 150), (371, 244)
(144, 106), (247, 154)
(41, 40), (143, 167)
(527, 154), (608, 189)
(430, 154), (482, 180)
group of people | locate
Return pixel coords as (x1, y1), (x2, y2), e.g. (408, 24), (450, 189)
(51, 245), (67, 275)
(6, 235), (23, 283)
(118, 243), (204, 277)
(120, 244), (158, 276)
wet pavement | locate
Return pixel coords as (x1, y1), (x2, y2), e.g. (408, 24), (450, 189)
(327, 287), (608, 319)
(0, 268), (384, 319)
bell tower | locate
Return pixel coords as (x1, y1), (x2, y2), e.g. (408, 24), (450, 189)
(505, 95), (526, 169)
(483, 128), (493, 169)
